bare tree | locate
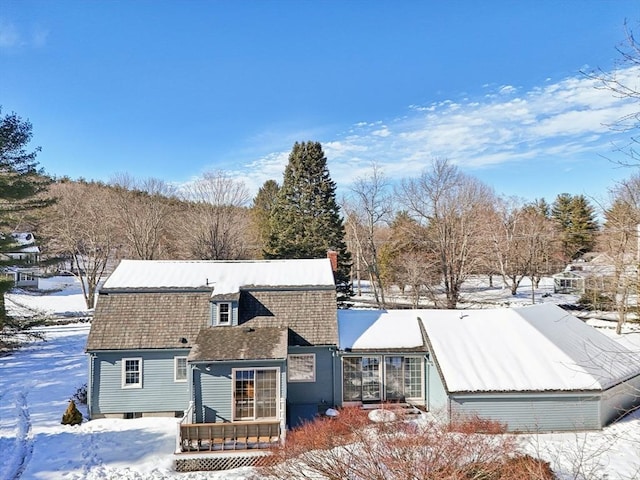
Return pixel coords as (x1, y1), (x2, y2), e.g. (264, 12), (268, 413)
(109, 173), (177, 260)
(181, 171), (252, 260)
(599, 175), (640, 333)
(588, 21), (640, 167)
(42, 181), (118, 308)
(343, 165), (393, 307)
(398, 159), (496, 308)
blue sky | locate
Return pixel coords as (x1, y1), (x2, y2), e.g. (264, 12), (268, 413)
(2, 1), (640, 205)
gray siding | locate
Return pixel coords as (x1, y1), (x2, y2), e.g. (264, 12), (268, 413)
(450, 393), (601, 432)
(193, 360), (286, 423)
(601, 375), (640, 426)
(90, 349), (190, 417)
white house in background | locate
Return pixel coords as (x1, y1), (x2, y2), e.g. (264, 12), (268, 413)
(0, 232), (40, 288)
(338, 303), (640, 432)
(553, 252), (639, 295)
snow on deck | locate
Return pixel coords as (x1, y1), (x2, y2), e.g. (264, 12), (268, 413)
(102, 258), (335, 295)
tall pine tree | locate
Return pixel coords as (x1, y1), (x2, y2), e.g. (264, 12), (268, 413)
(0, 108), (51, 348)
(265, 141), (351, 296)
(551, 193), (598, 261)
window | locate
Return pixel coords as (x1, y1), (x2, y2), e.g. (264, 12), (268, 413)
(122, 358), (142, 388)
(217, 302), (231, 325)
(288, 353), (316, 382)
(174, 356), (187, 382)
(343, 355), (422, 402)
(233, 368), (279, 420)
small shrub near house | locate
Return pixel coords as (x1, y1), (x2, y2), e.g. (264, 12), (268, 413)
(61, 400), (83, 426)
(577, 289), (615, 311)
(262, 408), (556, 480)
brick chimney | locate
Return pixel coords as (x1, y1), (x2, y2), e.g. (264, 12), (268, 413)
(326, 250), (338, 272)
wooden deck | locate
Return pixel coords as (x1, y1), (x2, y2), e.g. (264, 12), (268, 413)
(179, 420), (281, 452)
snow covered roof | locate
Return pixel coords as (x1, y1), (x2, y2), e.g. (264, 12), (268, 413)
(102, 258), (335, 295)
(338, 304), (640, 393)
(421, 303), (640, 393)
(338, 309), (425, 351)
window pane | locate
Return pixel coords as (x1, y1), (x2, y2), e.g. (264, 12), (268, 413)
(124, 359), (140, 386)
(219, 303), (230, 324)
(385, 356), (404, 400)
(175, 357), (187, 381)
(361, 357), (380, 401)
(343, 357), (362, 401)
(255, 370), (277, 418)
(288, 354), (315, 382)
(234, 370), (254, 419)
(404, 357), (422, 398)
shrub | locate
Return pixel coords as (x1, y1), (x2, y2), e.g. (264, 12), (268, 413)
(61, 400), (83, 426)
(72, 384), (88, 405)
(577, 290), (614, 311)
(261, 409), (556, 480)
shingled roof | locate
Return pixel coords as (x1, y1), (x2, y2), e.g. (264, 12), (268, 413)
(239, 289), (338, 346)
(189, 326), (288, 362)
(86, 291), (211, 351)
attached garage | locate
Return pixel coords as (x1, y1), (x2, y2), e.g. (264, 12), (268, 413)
(421, 303), (640, 432)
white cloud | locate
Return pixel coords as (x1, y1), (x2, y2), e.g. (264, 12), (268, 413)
(0, 19), (49, 49)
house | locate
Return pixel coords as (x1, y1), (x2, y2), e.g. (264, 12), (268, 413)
(87, 258), (640, 469)
(86, 258), (339, 454)
(553, 252), (638, 295)
(0, 232), (40, 288)
(338, 303), (640, 432)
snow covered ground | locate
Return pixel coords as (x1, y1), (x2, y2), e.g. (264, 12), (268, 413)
(1, 276), (640, 479)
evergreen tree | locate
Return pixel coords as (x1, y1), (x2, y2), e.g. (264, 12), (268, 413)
(265, 141), (351, 295)
(0, 108), (51, 348)
(251, 179), (280, 255)
(551, 193), (598, 261)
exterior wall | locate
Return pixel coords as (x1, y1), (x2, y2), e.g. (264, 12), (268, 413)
(286, 346), (337, 427)
(89, 349), (190, 418)
(450, 393), (601, 432)
(192, 359), (286, 423)
(601, 375), (640, 426)
(426, 358), (448, 413)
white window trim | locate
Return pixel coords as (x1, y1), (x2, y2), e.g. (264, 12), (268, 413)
(121, 357), (142, 389)
(216, 302), (232, 325)
(174, 356), (188, 383)
(232, 367), (280, 421)
(287, 353), (316, 382)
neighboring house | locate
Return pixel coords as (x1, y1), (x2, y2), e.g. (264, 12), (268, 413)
(0, 232), (40, 288)
(553, 252), (638, 295)
(86, 258), (339, 452)
(339, 303), (640, 432)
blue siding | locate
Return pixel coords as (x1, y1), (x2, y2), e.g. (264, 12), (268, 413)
(90, 349), (190, 417)
(427, 359), (448, 413)
(287, 346), (337, 427)
(450, 393), (601, 432)
(193, 360), (286, 423)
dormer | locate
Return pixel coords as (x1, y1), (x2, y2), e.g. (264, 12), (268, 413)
(210, 295), (239, 326)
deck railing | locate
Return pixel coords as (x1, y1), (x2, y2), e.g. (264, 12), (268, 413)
(179, 420), (281, 452)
